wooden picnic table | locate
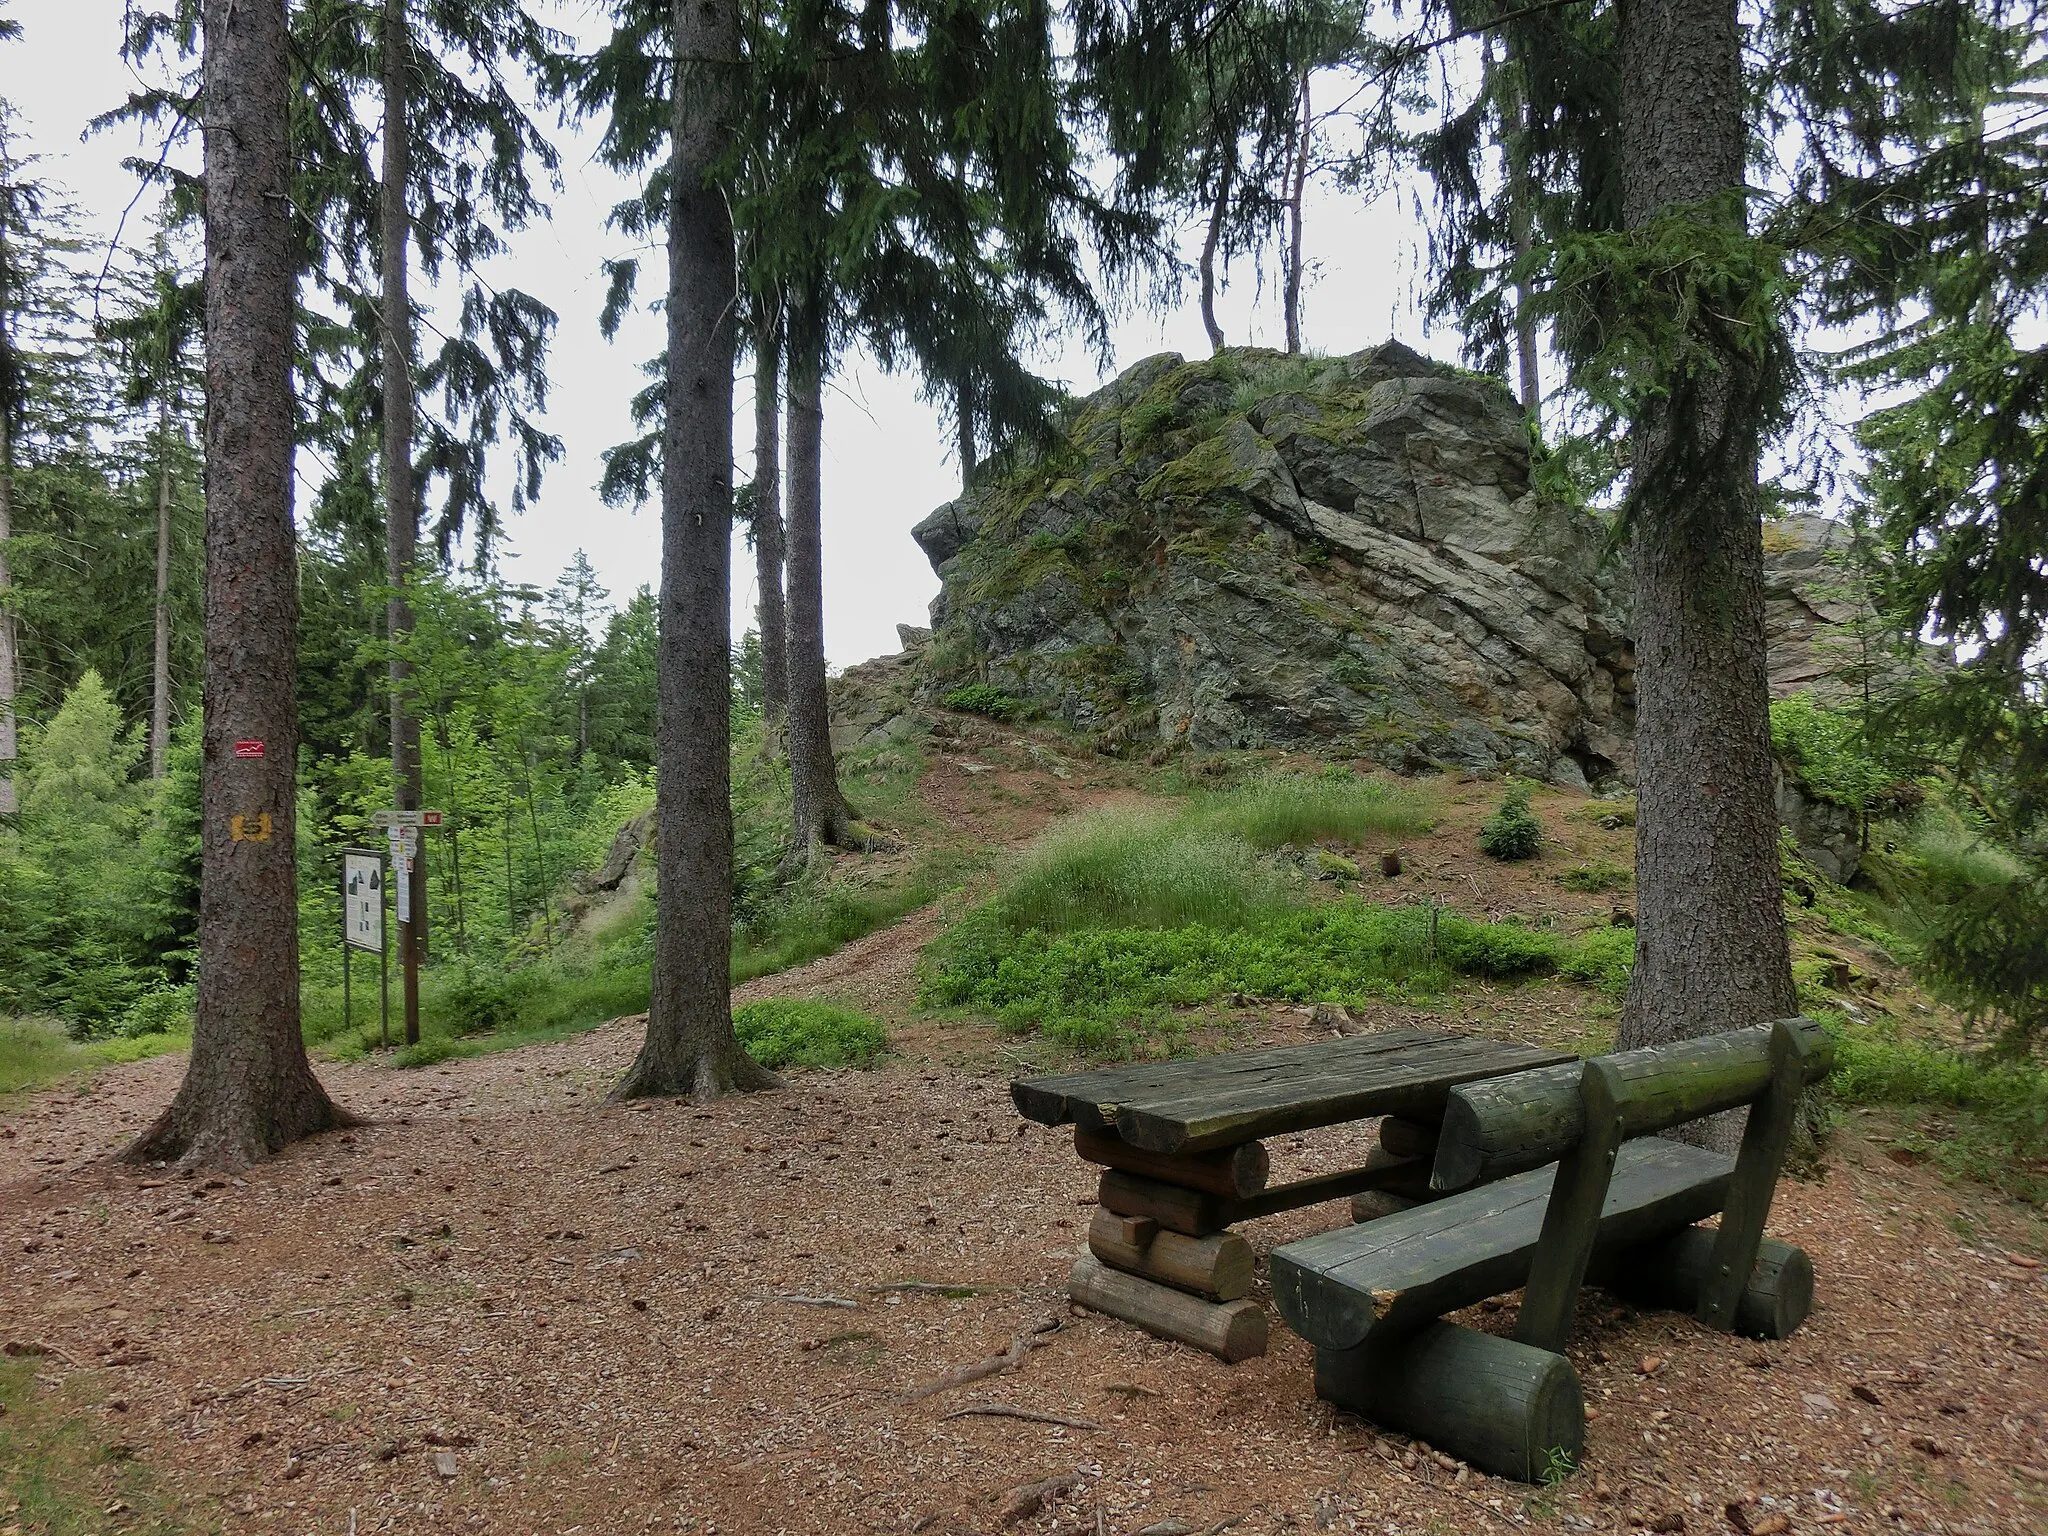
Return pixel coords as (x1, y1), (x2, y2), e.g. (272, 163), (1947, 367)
(1013, 1027), (1575, 1362)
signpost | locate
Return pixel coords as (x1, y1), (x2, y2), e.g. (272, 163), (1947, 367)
(370, 809), (446, 1048)
(342, 848), (390, 1048)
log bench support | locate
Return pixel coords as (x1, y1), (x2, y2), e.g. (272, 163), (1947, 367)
(1067, 1121), (1440, 1360)
(1271, 1018), (1835, 1480)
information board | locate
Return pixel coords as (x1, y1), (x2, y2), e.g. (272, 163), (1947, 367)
(344, 851), (384, 953)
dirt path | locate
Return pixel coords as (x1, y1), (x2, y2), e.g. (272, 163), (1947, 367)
(3, 762), (2043, 1534)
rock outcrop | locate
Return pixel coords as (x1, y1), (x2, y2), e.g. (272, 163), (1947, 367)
(910, 344), (1872, 790)
(915, 344), (1635, 784)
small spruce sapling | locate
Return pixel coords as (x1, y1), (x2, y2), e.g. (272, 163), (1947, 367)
(1480, 784), (1542, 861)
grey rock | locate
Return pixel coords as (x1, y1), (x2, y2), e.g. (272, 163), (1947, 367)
(908, 344), (1877, 803)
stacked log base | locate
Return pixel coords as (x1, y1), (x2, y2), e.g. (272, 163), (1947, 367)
(1314, 1322), (1584, 1483)
(1076, 1127), (1269, 1199)
(1593, 1227), (1814, 1340)
(1071, 1254), (1268, 1362)
(1350, 1190), (1419, 1223)
(1088, 1207), (1254, 1300)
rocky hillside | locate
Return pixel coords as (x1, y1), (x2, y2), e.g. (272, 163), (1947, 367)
(909, 343), (1866, 788)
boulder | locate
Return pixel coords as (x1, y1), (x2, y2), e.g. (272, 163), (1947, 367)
(915, 344), (1636, 784)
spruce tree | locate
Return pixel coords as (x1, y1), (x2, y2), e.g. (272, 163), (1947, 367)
(127, 0), (355, 1168)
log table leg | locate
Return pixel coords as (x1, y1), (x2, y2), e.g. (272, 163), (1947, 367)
(1070, 1254), (1268, 1362)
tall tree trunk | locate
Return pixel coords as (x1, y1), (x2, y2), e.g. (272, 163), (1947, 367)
(1613, 0), (1795, 1151)
(1504, 55), (1542, 423)
(126, 0), (352, 1168)
(0, 126), (15, 820)
(0, 360), (16, 820)
(1284, 73), (1311, 356)
(955, 372), (977, 488)
(781, 302), (855, 866)
(1199, 157), (1231, 355)
(381, 0), (425, 1040)
(753, 311), (788, 735)
(612, 0), (775, 1102)
(150, 390), (175, 779)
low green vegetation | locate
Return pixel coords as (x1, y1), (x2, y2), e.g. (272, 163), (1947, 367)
(1479, 783), (1542, 860)
(1189, 768), (1435, 849)
(733, 998), (888, 1070)
(1558, 860), (1632, 893)
(1826, 1014), (2048, 1204)
(923, 902), (1635, 1055)
(1770, 692), (1899, 811)
(0, 1354), (187, 1534)
(942, 682), (1023, 721)
(0, 1019), (191, 1100)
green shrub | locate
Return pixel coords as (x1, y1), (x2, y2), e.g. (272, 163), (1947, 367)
(116, 984), (194, 1039)
(1479, 785), (1542, 861)
(1558, 861), (1632, 893)
(444, 965), (536, 1036)
(1433, 914), (1560, 976)
(733, 998), (887, 1070)
(1827, 1017), (2048, 1201)
(1192, 770), (1435, 850)
(1769, 694), (1895, 811)
(1558, 925), (1637, 991)
(942, 683), (1022, 721)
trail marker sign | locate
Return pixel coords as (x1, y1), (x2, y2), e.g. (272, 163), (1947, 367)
(372, 809), (444, 829)
(344, 852), (384, 953)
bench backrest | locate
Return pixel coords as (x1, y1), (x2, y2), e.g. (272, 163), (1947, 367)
(1431, 1017), (1834, 1352)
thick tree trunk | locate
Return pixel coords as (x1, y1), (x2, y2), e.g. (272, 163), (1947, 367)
(0, 375), (16, 819)
(381, 0), (425, 1040)
(781, 306), (855, 868)
(612, 0), (776, 1102)
(150, 392), (175, 780)
(125, 0), (353, 1168)
(1614, 0), (1796, 1153)
(1284, 74), (1311, 356)
(1199, 159), (1231, 355)
(752, 312), (788, 734)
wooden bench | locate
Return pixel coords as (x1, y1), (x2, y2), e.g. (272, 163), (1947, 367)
(1014, 1029), (1574, 1362)
(1269, 1017), (1834, 1482)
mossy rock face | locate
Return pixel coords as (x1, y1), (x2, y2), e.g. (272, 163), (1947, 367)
(905, 343), (1863, 789)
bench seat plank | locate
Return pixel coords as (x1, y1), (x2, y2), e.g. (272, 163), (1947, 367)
(1270, 1138), (1734, 1351)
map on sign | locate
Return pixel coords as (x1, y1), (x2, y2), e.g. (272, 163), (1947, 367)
(344, 852), (384, 953)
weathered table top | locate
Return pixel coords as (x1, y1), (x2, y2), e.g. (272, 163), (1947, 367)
(1013, 1028), (1575, 1154)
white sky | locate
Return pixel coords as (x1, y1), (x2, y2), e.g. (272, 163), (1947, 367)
(5, 0), (1450, 667)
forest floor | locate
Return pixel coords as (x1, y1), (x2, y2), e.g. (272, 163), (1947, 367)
(3, 731), (2046, 1536)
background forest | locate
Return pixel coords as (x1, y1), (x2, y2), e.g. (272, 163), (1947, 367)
(0, 0), (2043, 1117)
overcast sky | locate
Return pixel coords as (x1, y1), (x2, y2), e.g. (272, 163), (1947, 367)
(5, 0), (1453, 667)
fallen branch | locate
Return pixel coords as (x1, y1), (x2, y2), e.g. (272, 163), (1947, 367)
(940, 1404), (1103, 1431)
(901, 1316), (1061, 1402)
(998, 1470), (1092, 1526)
(862, 1280), (998, 1296)
(771, 1294), (859, 1309)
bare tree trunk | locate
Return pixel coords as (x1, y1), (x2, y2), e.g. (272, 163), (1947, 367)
(753, 310), (788, 735)
(1284, 73), (1311, 356)
(1199, 157), (1231, 355)
(150, 389), (175, 779)
(781, 303), (855, 867)
(381, 0), (425, 1041)
(0, 359), (16, 820)
(1505, 59), (1542, 424)
(612, 0), (776, 1102)
(1614, 0), (1795, 1153)
(126, 0), (353, 1168)
(956, 372), (977, 488)
(0, 126), (16, 820)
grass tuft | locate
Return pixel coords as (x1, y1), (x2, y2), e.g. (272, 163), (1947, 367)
(1189, 770), (1436, 850)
